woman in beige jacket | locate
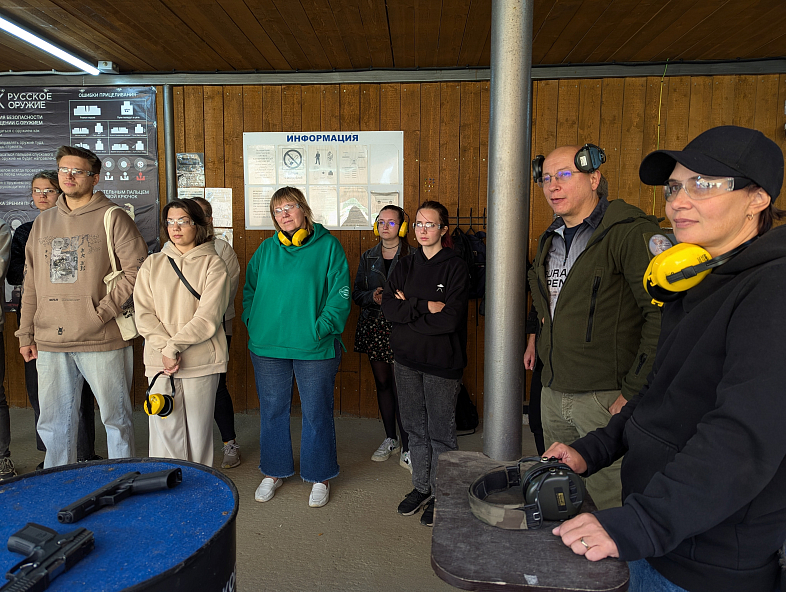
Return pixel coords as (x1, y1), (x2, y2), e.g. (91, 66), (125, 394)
(134, 199), (229, 466)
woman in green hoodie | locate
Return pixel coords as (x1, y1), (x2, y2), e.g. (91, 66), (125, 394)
(243, 187), (351, 508)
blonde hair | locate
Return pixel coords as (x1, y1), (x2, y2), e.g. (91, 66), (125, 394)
(269, 187), (314, 235)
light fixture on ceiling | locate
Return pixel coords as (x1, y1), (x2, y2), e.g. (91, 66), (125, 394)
(0, 15), (100, 75)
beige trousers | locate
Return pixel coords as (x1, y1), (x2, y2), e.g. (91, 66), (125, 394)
(541, 386), (623, 510)
(148, 374), (219, 467)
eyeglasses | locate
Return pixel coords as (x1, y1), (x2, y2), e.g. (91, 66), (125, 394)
(57, 167), (96, 178)
(663, 176), (750, 202)
(413, 221), (442, 230)
(538, 170), (578, 188)
(165, 217), (194, 227)
(273, 203), (300, 216)
(377, 220), (399, 228)
(32, 189), (58, 196)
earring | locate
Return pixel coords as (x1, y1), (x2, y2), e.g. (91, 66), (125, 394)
(29, 200), (36, 209)
(746, 213), (753, 221)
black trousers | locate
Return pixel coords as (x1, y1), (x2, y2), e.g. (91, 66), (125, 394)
(213, 334), (236, 442)
(528, 357), (545, 456)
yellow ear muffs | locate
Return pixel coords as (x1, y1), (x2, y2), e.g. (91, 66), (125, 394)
(643, 243), (712, 307)
(278, 228), (308, 247)
(144, 371), (175, 418)
(373, 208), (409, 238)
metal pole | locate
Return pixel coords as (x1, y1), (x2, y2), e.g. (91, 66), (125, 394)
(483, 0), (533, 461)
(163, 84), (176, 203)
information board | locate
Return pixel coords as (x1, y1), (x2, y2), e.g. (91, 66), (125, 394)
(0, 87), (160, 251)
(243, 131), (403, 230)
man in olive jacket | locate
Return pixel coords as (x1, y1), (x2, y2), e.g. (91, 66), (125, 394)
(526, 145), (662, 510)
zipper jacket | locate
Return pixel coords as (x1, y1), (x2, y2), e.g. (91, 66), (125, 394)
(352, 241), (405, 315)
(527, 199), (662, 400)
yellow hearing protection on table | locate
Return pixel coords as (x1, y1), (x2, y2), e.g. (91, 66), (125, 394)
(278, 228), (308, 246)
(144, 371), (175, 418)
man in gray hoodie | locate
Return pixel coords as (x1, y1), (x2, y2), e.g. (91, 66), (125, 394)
(16, 146), (147, 468)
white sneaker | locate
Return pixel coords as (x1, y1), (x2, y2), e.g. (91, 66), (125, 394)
(399, 450), (412, 474)
(371, 437), (400, 462)
(254, 477), (282, 502)
(309, 482), (330, 508)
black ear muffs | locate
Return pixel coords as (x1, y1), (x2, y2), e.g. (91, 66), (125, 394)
(574, 143), (606, 173)
(278, 228), (309, 247)
(468, 456), (585, 530)
(532, 155), (545, 185)
(144, 371), (175, 418)
(520, 458), (584, 521)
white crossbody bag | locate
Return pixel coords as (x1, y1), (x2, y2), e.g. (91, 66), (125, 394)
(103, 206), (139, 340)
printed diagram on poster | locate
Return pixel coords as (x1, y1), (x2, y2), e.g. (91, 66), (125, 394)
(205, 188), (232, 228)
(177, 153), (205, 187)
(310, 186), (338, 227)
(0, 86), (159, 310)
(247, 145), (275, 185)
(243, 131), (403, 231)
(279, 147), (306, 184)
(178, 188), (205, 200)
(309, 145), (337, 184)
(340, 145), (368, 184)
(371, 191), (400, 214)
(340, 187), (369, 227)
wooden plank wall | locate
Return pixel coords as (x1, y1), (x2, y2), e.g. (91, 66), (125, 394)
(4, 73), (786, 418)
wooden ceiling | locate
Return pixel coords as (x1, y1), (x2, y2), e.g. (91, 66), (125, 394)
(1, 0), (786, 74)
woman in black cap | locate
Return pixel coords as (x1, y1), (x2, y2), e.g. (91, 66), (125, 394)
(546, 125), (786, 592)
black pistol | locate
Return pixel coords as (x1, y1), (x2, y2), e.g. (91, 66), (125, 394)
(57, 468), (182, 524)
(2, 522), (94, 592)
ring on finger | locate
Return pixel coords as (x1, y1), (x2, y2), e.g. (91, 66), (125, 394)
(580, 537), (589, 549)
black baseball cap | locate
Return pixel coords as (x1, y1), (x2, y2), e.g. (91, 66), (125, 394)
(639, 125), (784, 199)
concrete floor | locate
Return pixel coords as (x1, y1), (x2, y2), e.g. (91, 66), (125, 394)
(6, 407), (538, 592)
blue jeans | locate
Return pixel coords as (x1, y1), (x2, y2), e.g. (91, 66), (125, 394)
(628, 560), (688, 592)
(37, 347), (135, 468)
(251, 341), (341, 483)
(394, 363), (460, 494)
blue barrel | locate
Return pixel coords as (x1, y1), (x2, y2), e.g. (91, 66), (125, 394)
(0, 458), (238, 591)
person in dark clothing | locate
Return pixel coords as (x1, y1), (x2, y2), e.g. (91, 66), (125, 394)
(7, 170), (98, 468)
(382, 200), (469, 527)
(352, 205), (411, 470)
(190, 197), (242, 469)
(548, 126), (786, 592)
(523, 299), (544, 455)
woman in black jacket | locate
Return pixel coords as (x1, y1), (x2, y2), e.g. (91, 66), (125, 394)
(381, 200), (469, 527)
(352, 205), (411, 470)
(548, 126), (786, 592)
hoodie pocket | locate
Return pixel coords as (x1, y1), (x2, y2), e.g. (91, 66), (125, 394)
(34, 294), (105, 344)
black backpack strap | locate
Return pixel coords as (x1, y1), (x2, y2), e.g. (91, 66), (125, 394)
(167, 256), (201, 300)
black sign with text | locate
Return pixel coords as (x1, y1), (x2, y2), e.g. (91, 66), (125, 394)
(0, 86), (159, 252)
